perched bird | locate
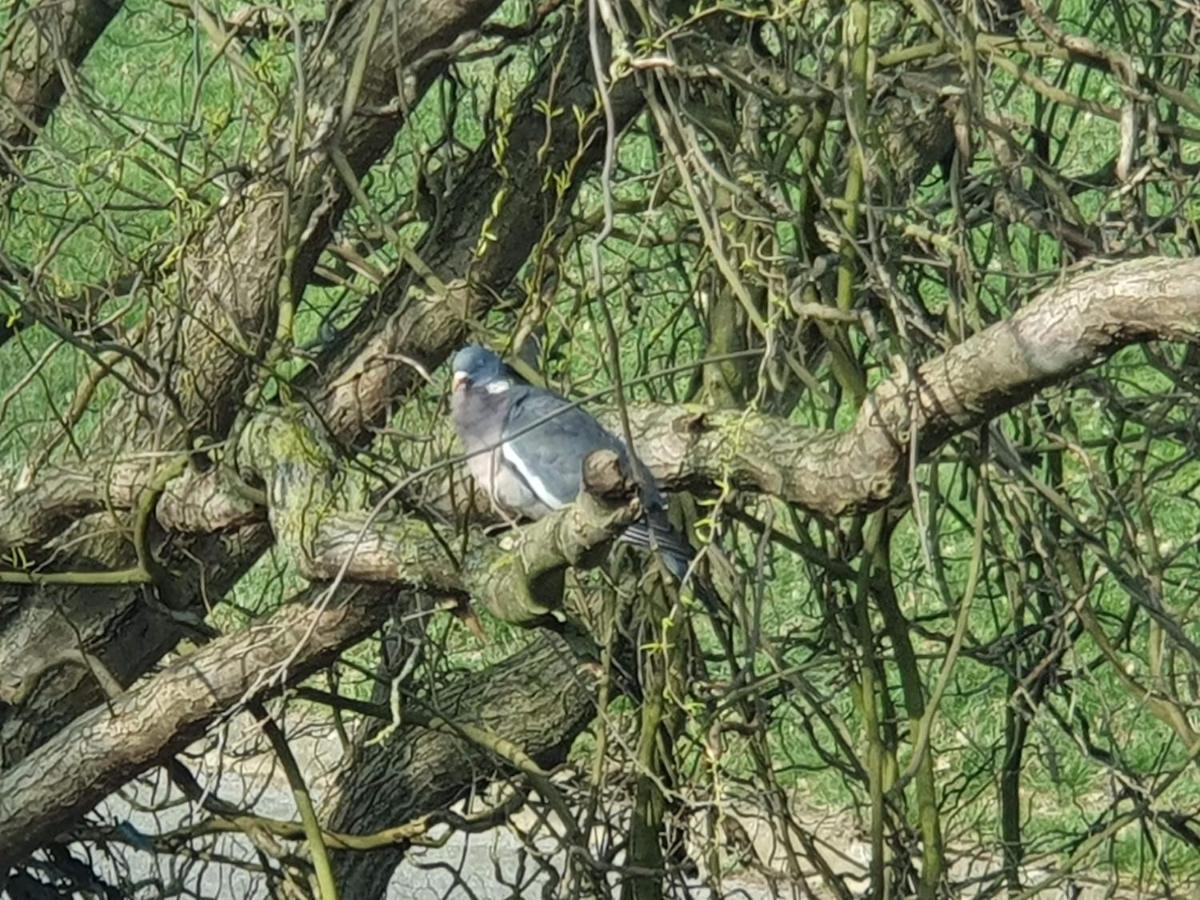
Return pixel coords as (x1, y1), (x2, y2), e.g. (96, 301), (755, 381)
(449, 344), (719, 613)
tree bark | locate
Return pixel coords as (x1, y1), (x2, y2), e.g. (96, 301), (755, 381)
(0, 0), (504, 770)
(106, 0), (505, 449)
(0, 0), (638, 775)
(324, 634), (599, 898)
(314, 253), (1200, 896)
(0, 0), (123, 170)
(0, 409), (640, 865)
(619, 256), (1200, 518)
(394, 257), (1200, 525)
(312, 21), (645, 440)
(0, 585), (394, 866)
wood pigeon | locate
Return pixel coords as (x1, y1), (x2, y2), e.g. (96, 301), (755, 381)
(449, 344), (720, 614)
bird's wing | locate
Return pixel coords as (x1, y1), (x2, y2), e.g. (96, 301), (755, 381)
(499, 385), (630, 511)
(498, 384), (726, 617)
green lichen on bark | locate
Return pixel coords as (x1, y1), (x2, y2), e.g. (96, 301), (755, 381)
(236, 405), (344, 579)
(230, 407), (640, 629)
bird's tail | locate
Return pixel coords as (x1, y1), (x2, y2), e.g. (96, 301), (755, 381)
(621, 513), (727, 621)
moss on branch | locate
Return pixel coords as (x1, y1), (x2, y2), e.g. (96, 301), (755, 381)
(232, 406), (642, 628)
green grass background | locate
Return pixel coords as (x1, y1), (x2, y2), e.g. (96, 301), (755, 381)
(2, 0), (1199, 889)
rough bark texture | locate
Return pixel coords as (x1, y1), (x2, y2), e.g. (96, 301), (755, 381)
(0, 0), (123, 170)
(114, 0), (505, 448)
(620, 256), (1200, 518)
(0, 525), (273, 769)
(0, 407), (639, 866)
(0, 7), (638, 775)
(0, 0), (504, 771)
(324, 634), (599, 898)
(314, 22), (645, 440)
(6, 0), (1194, 884)
(389, 257), (1200, 527)
(0, 584), (394, 865)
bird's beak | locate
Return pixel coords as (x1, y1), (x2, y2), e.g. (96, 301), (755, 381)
(452, 371), (469, 391)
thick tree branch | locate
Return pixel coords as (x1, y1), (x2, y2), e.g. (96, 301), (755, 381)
(107, 0), (507, 447)
(313, 19), (644, 442)
(322, 632), (599, 897)
(382, 256), (1200, 527)
(0, 418), (640, 865)
(6, 254), (1193, 565)
(0, 0), (507, 770)
(0, 584), (393, 866)
(0, 0), (123, 171)
(624, 256), (1200, 517)
(232, 406), (640, 623)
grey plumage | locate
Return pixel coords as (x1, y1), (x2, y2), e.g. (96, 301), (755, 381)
(449, 345), (715, 607)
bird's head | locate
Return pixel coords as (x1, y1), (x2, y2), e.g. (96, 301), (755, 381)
(451, 344), (505, 393)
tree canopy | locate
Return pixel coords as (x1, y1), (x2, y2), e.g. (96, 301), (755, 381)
(2, 1), (1200, 897)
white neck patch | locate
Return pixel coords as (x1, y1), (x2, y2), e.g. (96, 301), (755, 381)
(485, 379), (511, 394)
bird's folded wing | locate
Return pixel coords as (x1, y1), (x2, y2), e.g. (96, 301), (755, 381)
(500, 387), (629, 506)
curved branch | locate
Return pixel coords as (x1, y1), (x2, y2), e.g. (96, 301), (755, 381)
(234, 406), (639, 623)
(389, 257), (1200, 528)
(0, 0), (512, 772)
(9, 257), (1195, 559)
(312, 18), (645, 442)
(625, 256), (1200, 517)
(0, 430), (639, 864)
